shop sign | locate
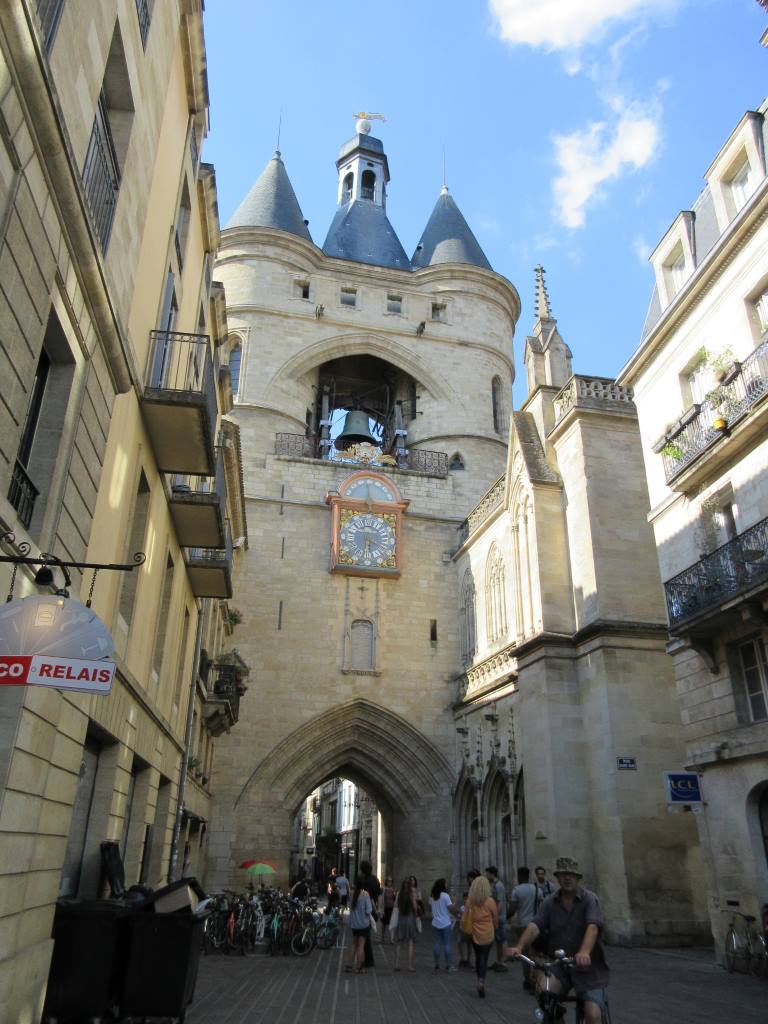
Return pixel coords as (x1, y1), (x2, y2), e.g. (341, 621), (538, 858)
(0, 594), (115, 695)
(664, 771), (702, 805)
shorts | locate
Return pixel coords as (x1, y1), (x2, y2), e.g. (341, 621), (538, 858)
(351, 926), (370, 938)
(550, 965), (608, 1008)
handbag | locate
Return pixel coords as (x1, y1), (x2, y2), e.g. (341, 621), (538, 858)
(389, 906), (400, 933)
(416, 916), (422, 933)
(460, 906), (473, 936)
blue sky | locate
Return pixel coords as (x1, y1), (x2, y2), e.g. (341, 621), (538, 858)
(203, 1), (766, 403)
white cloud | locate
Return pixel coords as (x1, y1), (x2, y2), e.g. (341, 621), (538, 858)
(488, 0), (679, 51)
(552, 102), (660, 228)
(633, 234), (652, 263)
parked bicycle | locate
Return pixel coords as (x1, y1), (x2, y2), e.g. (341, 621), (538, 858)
(723, 909), (768, 978)
(512, 951), (613, 1023)
(315, 904), (341, 949)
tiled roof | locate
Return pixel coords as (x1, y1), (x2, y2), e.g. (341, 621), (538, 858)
(411, 187), (491, 270)
(226, 151), (312, 240)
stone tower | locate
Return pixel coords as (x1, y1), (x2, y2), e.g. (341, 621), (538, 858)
(207, 120), (520, 887)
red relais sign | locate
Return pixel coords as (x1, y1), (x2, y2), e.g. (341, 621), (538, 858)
(0, 655), (115, 694)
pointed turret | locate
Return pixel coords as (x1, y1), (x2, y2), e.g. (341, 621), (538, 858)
(226, 150), (312, 240)
(524, 266), (572, 397)
(411, 185), (491, 271)
(322, 119), (410, 270)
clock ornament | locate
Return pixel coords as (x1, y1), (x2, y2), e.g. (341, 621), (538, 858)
(327, 471), (408, 578)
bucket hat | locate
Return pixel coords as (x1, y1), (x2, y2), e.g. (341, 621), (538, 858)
(553, 857), (583, 878)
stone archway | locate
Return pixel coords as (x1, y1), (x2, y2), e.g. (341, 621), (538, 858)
(229, 699), (454, 888)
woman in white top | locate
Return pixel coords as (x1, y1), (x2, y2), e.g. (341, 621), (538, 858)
(429, 877), (456, 971)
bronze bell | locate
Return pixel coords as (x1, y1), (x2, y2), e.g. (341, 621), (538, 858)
(335, 409), (378, 450)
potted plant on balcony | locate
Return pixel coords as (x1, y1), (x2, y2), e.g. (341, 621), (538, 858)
(660, 440), (684, 460)
(705, 345), (735, 383)
(227, 607), (243, 628)
(217, 649), (251, 692)
(187, 756), (200, 774)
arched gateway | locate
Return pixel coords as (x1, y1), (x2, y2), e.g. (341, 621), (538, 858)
(229, 700), (454, 884)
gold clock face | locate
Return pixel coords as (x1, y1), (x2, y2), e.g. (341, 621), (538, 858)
(339, 511), (396, 568)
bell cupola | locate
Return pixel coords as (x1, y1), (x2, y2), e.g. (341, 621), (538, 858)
(322, 117), (410, 270)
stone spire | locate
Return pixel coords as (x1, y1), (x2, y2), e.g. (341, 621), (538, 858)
(411, 186), (492, 271)
(524, 265), (572, 396)
(226, 150), (312, 240)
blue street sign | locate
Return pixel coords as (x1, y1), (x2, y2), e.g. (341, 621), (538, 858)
(665, 772), (702, 804)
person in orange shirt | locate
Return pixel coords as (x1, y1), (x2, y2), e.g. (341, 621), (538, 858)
(460, 874), (498, 998)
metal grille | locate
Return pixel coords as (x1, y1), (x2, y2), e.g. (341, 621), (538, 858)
(170, 447), (225, 499)
(82, 93), (121, 251)
(188, 520), (233, 564)
(135, 0), (153, 47)
(665, 514), (768, 626)
(7, 460), (38, 528)
(35, 0), (65, 51)
(660, 340), (768, 482)
(274, 433), (448, 476)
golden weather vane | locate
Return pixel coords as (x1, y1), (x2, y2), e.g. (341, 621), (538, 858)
(352, 112), (387, 122)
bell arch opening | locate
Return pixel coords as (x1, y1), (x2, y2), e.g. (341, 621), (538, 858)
(231, 700), (454, 887)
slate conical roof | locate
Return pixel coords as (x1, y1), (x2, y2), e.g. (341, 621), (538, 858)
(411, 186), (491, 270)
(322, 201), (411, 270)
(226, 151), (312, 240)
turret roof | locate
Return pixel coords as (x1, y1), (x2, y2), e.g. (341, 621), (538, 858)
(225, 151), (312, 240)
(411, 186), (491, 271)
(322, 201), (411, 271)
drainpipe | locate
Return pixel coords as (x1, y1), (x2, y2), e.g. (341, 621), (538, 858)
(168, 599), (205, 882)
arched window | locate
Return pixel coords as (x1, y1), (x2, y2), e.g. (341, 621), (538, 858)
(449, 453), (465, 471)
(361, 170), (376, 201)
(229, 343), (242, 397)
(350, 619), (374, 670)
(492, 376), (503, 434)
(485, 544), (508, 645)
(460, 570), (476, 665)
(342, 172), (353, 203)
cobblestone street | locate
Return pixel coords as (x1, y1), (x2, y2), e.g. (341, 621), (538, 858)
(187, 923), (766, 1024)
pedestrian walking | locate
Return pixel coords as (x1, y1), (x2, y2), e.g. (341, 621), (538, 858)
(429, 877), (456, 972)
(509, 866), (537, 991)
(327, 867), (339, 909)
(485, 865), (508, 971)
(359, 859), (381, 967)
(344, 876), (372, 975)
(461, 874), (497, 998)
(393, 877), (419, 972)
(336, 869), (350, 912)
(382, 877), (396, 942)
(534, 865), (555, 909)
(457, 870), (480, 968)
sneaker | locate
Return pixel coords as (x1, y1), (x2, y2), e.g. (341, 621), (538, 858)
(446, 966), (458, 973)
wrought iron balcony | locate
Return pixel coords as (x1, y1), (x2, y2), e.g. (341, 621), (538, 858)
(142, 330), (217, 474)
(658, 339), (768, 483)
(168, 447), (226, 548)
(82, 93), (121, 251)
(7, 459), (38, 529)
(202, 664), (243, 735)
(185, 519), (233, 599)
(274, 432), (448, 477)
(665, 515), (768, 627)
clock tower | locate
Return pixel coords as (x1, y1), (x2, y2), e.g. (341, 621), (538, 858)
(328, 469), (408, 576)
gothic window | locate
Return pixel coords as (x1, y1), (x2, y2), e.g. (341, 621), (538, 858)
(460, 570), (476, 665)
(229, 343), (242, 396)
(342, 172), (353, 203)
(449, 453), (465, 471)
(492, 376), (503, 434)
(361, 169), (376, 201)
(485, 545), (508, 645)
(512, 489), (535, 640)
(350, 619), (375, 671)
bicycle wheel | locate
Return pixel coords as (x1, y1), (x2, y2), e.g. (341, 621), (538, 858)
(749, 931), (768, 979)
(291, 925), (316, 957)
(724, 927), (738, 972)
(316, 922), (339, 949)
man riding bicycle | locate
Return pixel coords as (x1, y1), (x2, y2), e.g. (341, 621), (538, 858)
(504, 857), (609, 1024)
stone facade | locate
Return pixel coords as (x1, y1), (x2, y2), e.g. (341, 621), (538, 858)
(210, 131), (706, 946)
(0, 4), (247, 1020)
(618, 98), (768, 959)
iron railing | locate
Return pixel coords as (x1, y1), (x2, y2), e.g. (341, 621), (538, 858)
(134, 0), (153, 47)
(188, 519), (233, 565)
(170, 446), (225, 501)
(146, 329), (213, 394)
(209, 665), (241, 724)
(274, 433), (448, 476)
(360, 186), (375, 201)
(7, 459), (38, 529)
(82, 93), (121, 251)
(35, 0), (65, 51)
(665, 515), (768, 626)
(659, 340), (768, 482)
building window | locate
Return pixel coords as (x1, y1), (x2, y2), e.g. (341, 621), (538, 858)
(134, 0), (153, 48)
(431, 302), (446, 321)
(342, 172), (353, 204)
(754, 287), (768, 338)
(350, 619), (375, 670)
(361, 170), (376, 202)
(295, 280), (310, 300)
(728, 155), (756, 215)
(387, 294), (402, 314)
(664, 246), (687, 298)
(229, 343), (241, 397)
(174, 179), (191, 272)
(738, 638), (768, 722)
(683, 356), (711, 408)
(36, 0), (65, 51)
(485, 545), (508, 645)
(116, 472), (150, 647)
(449, 453), (465, 471)
(492, 376), (503, 434)
(340, 288), (357, 308)
(460, 570), (476, 665)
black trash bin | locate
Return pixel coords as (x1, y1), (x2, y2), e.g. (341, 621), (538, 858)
(120, 907), (207, 1020)
(43, 898), (130, 1023)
